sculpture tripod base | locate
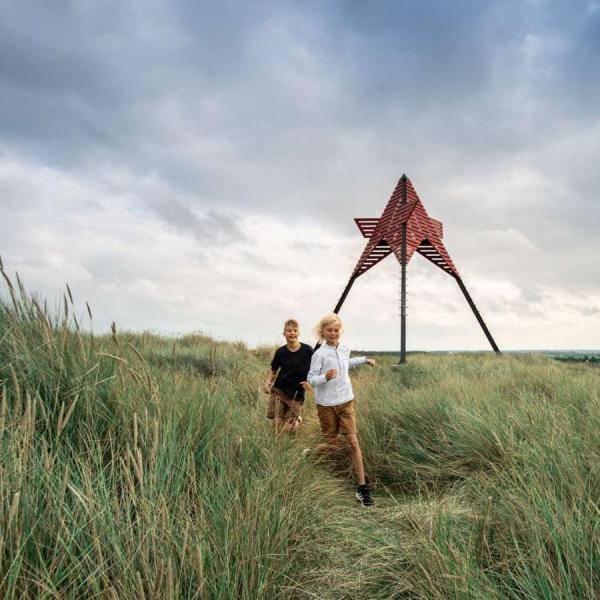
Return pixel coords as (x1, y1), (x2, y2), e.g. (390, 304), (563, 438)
(332, 272), (500, 363)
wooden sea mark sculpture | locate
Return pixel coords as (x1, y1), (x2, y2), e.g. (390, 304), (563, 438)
(333, 174), (500, 362)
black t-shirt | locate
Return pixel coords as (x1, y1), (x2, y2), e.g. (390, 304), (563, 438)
(271, 343), (313, 402)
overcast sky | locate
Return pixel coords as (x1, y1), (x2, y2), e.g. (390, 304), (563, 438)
(1, 0), (599, 350)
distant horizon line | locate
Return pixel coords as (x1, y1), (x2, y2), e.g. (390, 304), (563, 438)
(349, 349), (600, 354)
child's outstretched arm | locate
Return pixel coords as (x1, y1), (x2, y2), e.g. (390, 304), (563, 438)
(348, 356), (376, 369)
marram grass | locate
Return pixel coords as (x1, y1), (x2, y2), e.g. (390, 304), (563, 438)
(0, 272), (598, 598)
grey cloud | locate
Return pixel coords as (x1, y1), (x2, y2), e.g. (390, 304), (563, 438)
(441, 301), (460, 315)
(146, 198), (246, 244)
(240, 251), (279, 273)
(577, 305), (599, 317)
(290, 240), (330, 251)
(84, 253), (137, 284)
(2, 0), (598, 222)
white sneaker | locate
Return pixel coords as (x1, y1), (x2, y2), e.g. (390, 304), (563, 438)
(302, 448), (312, 457)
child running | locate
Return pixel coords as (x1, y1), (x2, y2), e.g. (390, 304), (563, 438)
(306, 313), (376, 507)
(264, 319), (313, 433)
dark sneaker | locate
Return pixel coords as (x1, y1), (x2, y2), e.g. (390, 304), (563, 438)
(356, 484), (374, 507)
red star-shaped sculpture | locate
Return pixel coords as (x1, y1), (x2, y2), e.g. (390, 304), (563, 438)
(353, 174), (458, 278)
(332, 174), (500, 357)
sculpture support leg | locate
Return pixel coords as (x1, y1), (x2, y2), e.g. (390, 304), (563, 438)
(310, 275), (358, 352)
(455, 277), (500, 354)
(333, 275), (357, 314)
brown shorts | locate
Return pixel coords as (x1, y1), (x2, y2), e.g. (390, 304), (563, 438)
(316, 400), (357, 437)
(266, 388), (303, 421)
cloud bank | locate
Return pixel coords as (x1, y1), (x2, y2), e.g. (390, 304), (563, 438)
(1, 1), (599, 349)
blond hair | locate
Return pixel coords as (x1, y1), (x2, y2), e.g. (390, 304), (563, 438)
(314, 313), (343, 339)
(283, 318), (299, 330)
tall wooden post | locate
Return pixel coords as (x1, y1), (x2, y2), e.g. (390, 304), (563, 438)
(400, 223), (407, 363)
(399, 175), (407, 363)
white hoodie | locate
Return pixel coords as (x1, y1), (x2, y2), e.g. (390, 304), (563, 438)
(307, 343), (367, 406)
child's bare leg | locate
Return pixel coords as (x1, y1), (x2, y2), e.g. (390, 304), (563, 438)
(346, 433), (365, 485)
(314, 436), (338, 457)
(273, 397), (282, 432)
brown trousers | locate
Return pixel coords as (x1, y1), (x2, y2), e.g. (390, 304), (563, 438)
(267, 388), (303, 432)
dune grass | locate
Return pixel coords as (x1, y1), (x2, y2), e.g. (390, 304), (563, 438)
(0, 270), (598, 598)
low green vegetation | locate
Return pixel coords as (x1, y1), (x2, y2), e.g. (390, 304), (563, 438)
(552, 354), (600, 364)
(1, 271), (599, 598)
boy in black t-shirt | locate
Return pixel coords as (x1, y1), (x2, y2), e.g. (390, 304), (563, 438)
(264, 319), (313, 433)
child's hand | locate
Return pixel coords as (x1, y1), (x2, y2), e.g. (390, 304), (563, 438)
(300, 381), (312, 392)
(263, 382), (273, 394)
(325, 369), (338, 380)
(366, 358), (376, 366)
